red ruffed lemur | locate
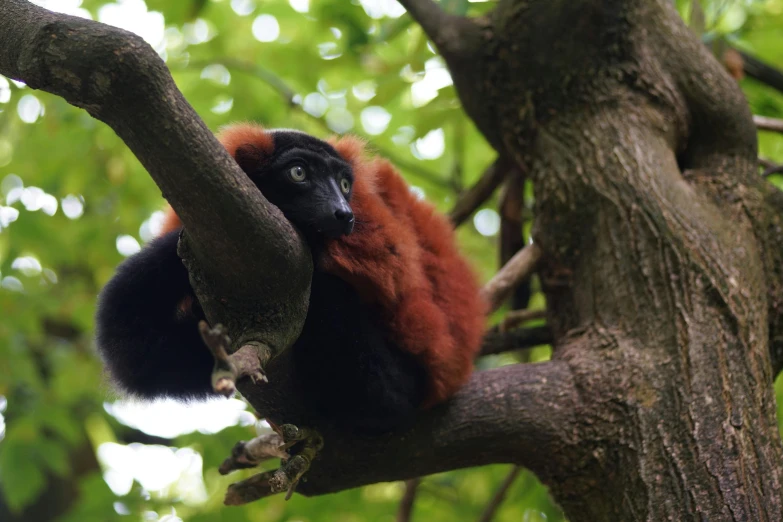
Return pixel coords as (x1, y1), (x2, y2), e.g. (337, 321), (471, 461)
(95, 124), (486, 433)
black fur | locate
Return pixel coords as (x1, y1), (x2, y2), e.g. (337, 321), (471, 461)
(95, 130), (427, 432)
(293, 272), (427, 433)
(96, 230), (213, 399)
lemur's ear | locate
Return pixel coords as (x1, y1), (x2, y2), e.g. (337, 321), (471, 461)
(217, 123), (275, 174)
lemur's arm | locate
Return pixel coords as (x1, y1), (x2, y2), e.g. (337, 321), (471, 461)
(96, 230), (216, 399)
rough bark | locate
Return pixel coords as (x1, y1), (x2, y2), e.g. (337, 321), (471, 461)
(3, 0), (783, 520)
(403, 0), (783, 519)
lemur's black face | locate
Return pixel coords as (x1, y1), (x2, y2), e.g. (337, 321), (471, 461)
(249, 131), (354, 239)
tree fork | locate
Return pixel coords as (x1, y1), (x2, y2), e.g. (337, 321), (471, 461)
(404, 0), (783, 519)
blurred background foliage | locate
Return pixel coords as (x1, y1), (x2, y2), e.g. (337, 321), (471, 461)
(0, 0), (782, 520)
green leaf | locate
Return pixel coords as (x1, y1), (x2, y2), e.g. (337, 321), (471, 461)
(0, 438), (47, 513)
(37, 438), (72, 478)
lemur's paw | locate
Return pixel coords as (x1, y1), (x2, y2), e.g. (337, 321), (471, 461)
(223, 423), (323, 505)
(198, 321), (271, 397)
(218, 432), (289, 474)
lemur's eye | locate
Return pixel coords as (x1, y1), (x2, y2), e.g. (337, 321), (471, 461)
(287, 165), (307, 182)
(340, 178), (351, 194)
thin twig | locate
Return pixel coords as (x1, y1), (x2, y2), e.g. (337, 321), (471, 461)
(481, 243), (543, 313)
(480, 326), (552, 356)
(449, 157), (510, 226)
(397, 478), (422, 522)
(732, 47), (783, 95)
(498, 309), (546, 332)
(477, 467), (522, 522)
(754, 115), (783, 134)
(763, 164), (783, 177)
(759, 157), (778, 171)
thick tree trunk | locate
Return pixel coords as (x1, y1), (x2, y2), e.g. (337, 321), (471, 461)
(409, 0), (783, 519)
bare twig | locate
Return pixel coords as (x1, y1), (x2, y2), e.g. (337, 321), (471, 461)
(764, 165), (783, 177)
(754, 115), (783, 134)
(481, 243), (543, 313)
(480, 326), (552, 356)
(762, 157), (783, 177)
(477, 467), (522, 522)
(397, 478), (422, 522)
(498, 309), (546, 332)
(449, 157), (510, 226)
(760, 157), (778, 171)
(731, 47), (783, 95)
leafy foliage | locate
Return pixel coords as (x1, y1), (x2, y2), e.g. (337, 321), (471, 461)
(0, 0), (782, 520)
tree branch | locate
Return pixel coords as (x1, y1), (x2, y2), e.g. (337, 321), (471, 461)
(497, 309), (546, 333)
(275, 361), (582, 496)
(448, 157), (510, 226)
(396, 0), (469, 57)
(763, 164), (783, 177)
(477, 467), (522, 522)
(0, 0), (311, 352)
(755, 115), (783, 134)
(397, 478), (421, 522)
(481, 244), (543, 313)
(733, 47), (783, 95)
(480, 326), (552, 356)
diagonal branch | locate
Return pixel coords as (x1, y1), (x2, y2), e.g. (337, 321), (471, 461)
(477, 467), (522, 522)
(397, 0), (481, 59)
(481, 244), (543, 313)
(732, 47), (783, 95)
(449, 157), (510, 226)
(0, 0), (312, 353)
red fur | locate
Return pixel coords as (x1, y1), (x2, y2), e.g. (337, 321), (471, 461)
(322, 137), (487, 407)
(160, 124), (486, 407)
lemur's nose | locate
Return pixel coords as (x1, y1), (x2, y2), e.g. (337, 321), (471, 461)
(334, 208), (354, 223)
